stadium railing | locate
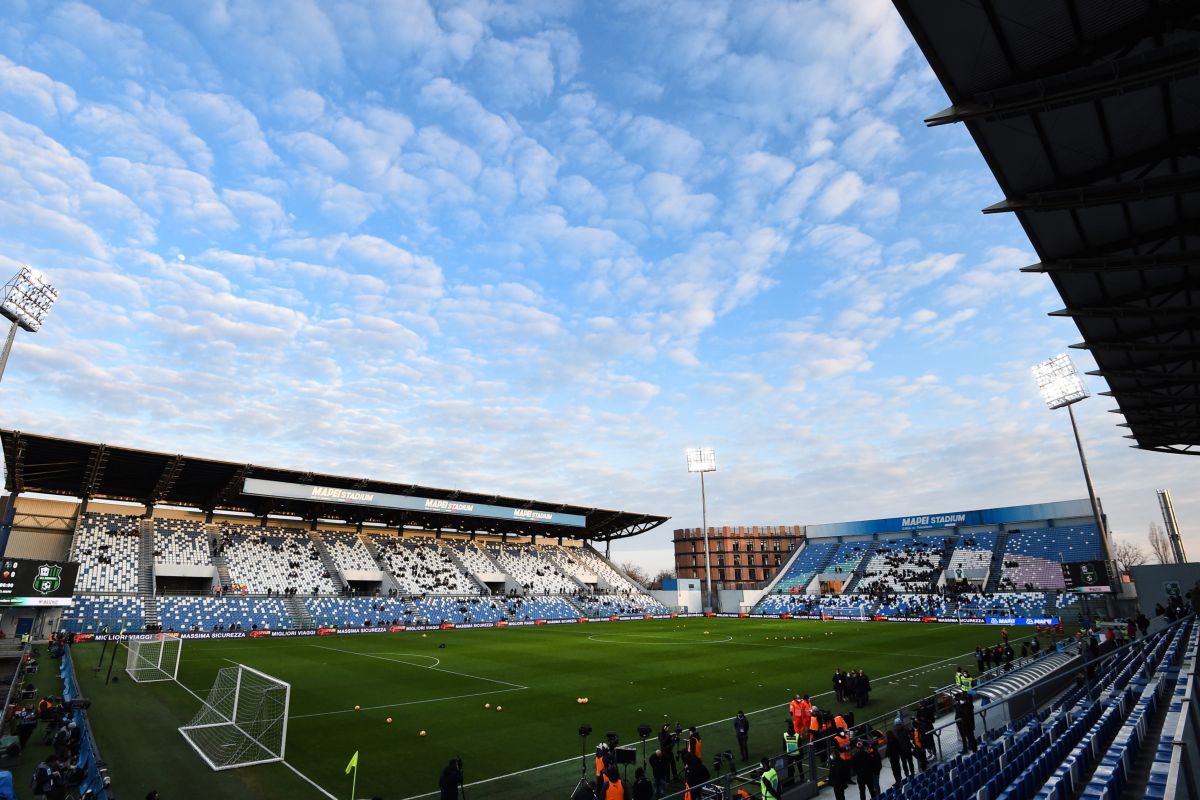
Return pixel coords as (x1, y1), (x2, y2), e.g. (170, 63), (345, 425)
(648, 618), (1194, 800)
(59, 646), (111, 799)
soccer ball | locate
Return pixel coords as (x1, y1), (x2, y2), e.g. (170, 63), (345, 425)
(496, 706), (502, 712)
(420, 730), (427, 737)
(704, 630), (710, 635)
(484, 703), (491, 709)
(354, 705), (361, 711)
(386, 717), (393, 724)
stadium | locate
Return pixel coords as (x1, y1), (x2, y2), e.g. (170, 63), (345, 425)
(0, 2), (1197, 800)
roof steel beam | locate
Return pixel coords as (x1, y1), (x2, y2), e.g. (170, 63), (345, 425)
(1073, 340), (1200, 356)
(147, 454), (185, 505)
(1135, 443), (1200, 455)
(985, 170), (1200, 214)
(81, 444), (108, 499)
(926, 40), (1200, 126)
(1025, 251), (1200, 274)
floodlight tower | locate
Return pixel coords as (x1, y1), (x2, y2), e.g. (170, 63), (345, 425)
(0, 266), (59, 384)
(1031, 354), (1111, 558)
(685, 447), (716, 612)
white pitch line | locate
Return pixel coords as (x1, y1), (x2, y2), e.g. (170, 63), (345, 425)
(291, 687), (525, 719)
(117, 643), (341, 800)
(310, 644), (528, 689)
(389, 639), (1012, 800)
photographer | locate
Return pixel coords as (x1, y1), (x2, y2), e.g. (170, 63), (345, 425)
(439, 757), (463, 800)
(657, 725), (678, 782)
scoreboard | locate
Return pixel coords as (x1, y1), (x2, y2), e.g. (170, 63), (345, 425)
(1060, 560), (1114, 594)
(0, 558), (79, 606)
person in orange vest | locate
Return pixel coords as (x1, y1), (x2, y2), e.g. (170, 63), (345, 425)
(686, 727), (702, 761)
(789, 694), (804, 732)
(833, 712), (849, 731)
(808, 708), (821, 743)
(795, 694), (812, 738)
(594, 743), (610, 795)
(600, 766), (625, 800)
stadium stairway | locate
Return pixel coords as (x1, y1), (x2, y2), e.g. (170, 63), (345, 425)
(936, 536), (959, 589)
(841, 541), (878, 594)
(357, 534), (404, 595)
(439, 541), (491, 593)
(985, 530), (1011, 592)
(211, 550), (233, 589)
(283, 594), (315, 629)
(309, 531), (347, 592)
(142, 595), (160, 629)
(138, 518), (155, 595)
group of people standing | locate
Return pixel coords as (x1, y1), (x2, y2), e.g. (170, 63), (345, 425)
(832, 669), (872, 708)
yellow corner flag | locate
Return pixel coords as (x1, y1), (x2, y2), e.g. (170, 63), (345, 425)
(346, 750), (359, 800)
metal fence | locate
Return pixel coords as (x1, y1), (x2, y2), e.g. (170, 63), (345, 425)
(645, 625), (1183, 800)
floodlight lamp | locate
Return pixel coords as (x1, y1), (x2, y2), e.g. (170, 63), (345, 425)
(1032, 353), (1088, 410)
(0, 266), (58, 332)
(685, 447), (716, 474)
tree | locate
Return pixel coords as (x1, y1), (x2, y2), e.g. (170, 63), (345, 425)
(1112, 539), (1147, 575)
(619, 561), (651, 587)
(649, 569), (675, 590)
(1148, 522), (1173, 564)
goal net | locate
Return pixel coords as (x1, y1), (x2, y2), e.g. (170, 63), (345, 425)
(179, 664), (290, 770)
(125, 633), (182, 683)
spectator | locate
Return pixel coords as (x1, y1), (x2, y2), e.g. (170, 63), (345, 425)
(955, 692), (978, 753)
(885, 729), (903, 783)
(733, 711), (750, 761)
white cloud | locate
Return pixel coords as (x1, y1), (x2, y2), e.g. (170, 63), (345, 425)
(0, 55), (78, 119)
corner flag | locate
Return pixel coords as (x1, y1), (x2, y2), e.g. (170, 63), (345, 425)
(346, 750), (359, 800)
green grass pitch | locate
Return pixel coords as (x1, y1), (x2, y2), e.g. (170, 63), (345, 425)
(74, 619), (998, 799)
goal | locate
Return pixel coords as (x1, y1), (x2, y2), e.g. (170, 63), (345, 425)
(125, 633), (182, 683)
(179, 664), (290, 770)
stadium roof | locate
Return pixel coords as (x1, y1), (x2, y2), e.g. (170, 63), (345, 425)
(895, 0), (1200, 455)
(0, 430), (668, 542)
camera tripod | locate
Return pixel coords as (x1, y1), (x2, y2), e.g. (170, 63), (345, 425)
(571, 727), (596, 800)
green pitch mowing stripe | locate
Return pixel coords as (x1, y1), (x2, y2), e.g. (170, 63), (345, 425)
(73, 619), (997, 800)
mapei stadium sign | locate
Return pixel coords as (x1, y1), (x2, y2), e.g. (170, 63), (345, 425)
(242, 478), (586, 527)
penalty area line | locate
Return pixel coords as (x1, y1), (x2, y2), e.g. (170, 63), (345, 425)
(116, 643), (340, 800)
(311, 643), (528, 689)
(291, 686), (525, 719)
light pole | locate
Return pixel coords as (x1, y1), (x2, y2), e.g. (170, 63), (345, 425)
(0, 266), (59, 383)
(1031, 354), (1112, 561)
(685, 447), (716, 612)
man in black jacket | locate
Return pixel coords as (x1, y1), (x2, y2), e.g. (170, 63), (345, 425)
(648, 749), (670, 797)
(851, 741), (880, 800)
(657, 725), (678, 782)
(632, 766), (654, 800)
(954, 692), (978, 753)
(439, 758), (463, 800)
(733, 711), (750, 760)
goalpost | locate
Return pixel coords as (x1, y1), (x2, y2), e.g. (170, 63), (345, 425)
(125, 633), (182, 683)
(179, 663), (291, 770)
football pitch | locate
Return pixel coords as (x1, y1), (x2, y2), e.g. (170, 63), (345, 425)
(74, 619), (998, 799)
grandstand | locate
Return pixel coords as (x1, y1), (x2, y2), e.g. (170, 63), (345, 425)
(0, 431), (669, 635)
(753, 500), (1111, 619)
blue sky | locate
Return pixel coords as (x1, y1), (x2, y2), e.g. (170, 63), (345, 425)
(0, 0), (1193, 573)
